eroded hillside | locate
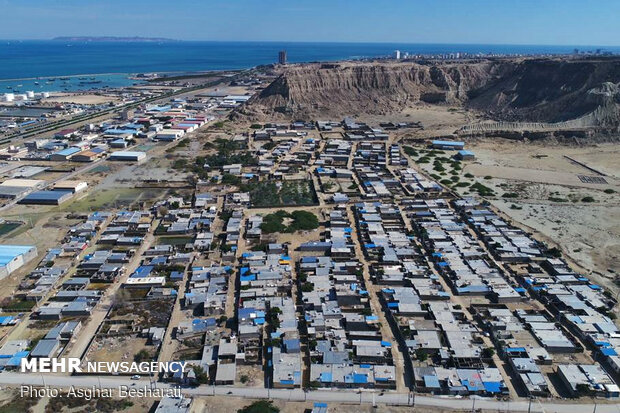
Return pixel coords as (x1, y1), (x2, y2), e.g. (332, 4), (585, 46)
(238, 58), (620, 129)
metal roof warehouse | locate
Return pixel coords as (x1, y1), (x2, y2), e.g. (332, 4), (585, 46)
(19, 190), (73, 205)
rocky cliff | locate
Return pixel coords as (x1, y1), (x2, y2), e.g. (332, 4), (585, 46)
(238, 58), (620, 129)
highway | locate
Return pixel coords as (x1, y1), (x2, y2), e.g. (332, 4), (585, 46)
(1, 372), (618, 412)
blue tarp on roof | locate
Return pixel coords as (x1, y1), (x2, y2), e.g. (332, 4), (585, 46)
(319, 372), (332, 383)
(483, 381), (502, 393)
(601, 347), (618, 356)
(352, 374), (367, 384)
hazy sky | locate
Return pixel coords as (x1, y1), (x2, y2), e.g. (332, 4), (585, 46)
(1, 0), (618, 45)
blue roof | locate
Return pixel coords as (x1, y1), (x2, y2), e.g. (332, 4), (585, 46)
(131, 265), (154, 278)
(458, 150), (475, 156)
(351, 373), (367, 384)
(0, 316), (14, 325)
(170, 271), (183, 280)
(319, 372), (332, 383)
(0, 245), (35, 265)
(238, 308), (256, 319)
(483, 381), (502, 393)
(104, 129), (136, 135)
(6, 351), (29, 367)
(54, 147), (81, 156)
(432, 140), (464, 146)
(601, 347), (618, 356)
(424, 375), (441, 388)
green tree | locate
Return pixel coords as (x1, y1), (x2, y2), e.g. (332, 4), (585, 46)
(238, 400), (280, 413)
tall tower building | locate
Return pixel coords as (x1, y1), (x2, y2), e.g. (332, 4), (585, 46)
(278, 50), (287, 65)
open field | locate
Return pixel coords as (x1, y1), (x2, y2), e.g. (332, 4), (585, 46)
(462, 139), (620, 283)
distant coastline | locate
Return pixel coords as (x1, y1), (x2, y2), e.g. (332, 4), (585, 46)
(2, 41), (620, 82)
(52, 36), (180, 42)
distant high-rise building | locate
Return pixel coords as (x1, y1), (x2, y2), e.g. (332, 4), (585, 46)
(278, 50), (287, 65)
(393, 50), (401, 60)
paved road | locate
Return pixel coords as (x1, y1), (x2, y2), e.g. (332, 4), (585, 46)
(1, 372), (618, 413)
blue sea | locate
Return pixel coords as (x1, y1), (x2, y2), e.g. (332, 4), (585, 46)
(1, 40), (618, 93)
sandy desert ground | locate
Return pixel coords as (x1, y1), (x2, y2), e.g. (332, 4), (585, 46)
(464, 138), (620, 288)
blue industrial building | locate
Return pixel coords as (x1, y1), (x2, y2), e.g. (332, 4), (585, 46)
(0, 244), (37, 279)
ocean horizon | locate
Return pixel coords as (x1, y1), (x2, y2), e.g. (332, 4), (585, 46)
(1, 40), (619, 92)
